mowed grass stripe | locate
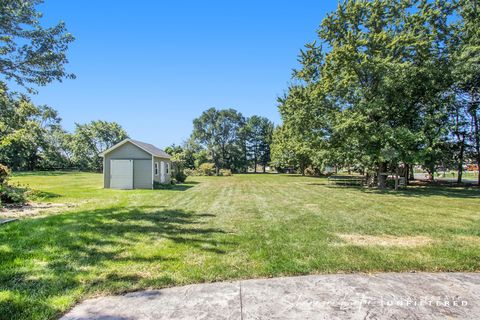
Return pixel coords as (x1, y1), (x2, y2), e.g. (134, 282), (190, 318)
(0, 172), (479, 320)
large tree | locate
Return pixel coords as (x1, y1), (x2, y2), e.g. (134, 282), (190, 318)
(0, 0), (75, 90)
(275, 0), (455, 188)
(271, 124), (312, 174)
(72, 120), (128, 171)
(245, 115), (274, 172)
(0, 84), (68, 170)
(453, 0), (480, 185)
(192, 108), (246, 173)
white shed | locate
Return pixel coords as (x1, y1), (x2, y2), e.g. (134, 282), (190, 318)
(100, 139), (171, 189)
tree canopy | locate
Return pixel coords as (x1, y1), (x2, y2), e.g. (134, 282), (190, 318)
(271, 0), (480, 186)
(245, 115), (274, 172)
(192, 108), (247, 173)
(190, 108), (275, 173)
(0, 85), (128, 172)
(0, 0), (75, 91)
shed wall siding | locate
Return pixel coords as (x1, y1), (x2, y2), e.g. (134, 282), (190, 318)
(133, 160), (152, 189)
(153, 156), (172, 184)
(104, 142), (151, 188)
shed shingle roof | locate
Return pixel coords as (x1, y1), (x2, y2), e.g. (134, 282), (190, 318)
(129, 139), (171, 158)
(100, 139), (171, 158)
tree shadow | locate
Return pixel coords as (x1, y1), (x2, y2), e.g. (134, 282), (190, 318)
(280, 174), (304, 178)
(360, 186), (480, 199)
(0, 206), (232, 319)
(154, 181), (200, 191)
(183, 180), (201, 185)
(12, 171), (82, 177)
(321, 184), (363, 189)
(281, 174), (333, 179)
(311, 182), (479, 199)
(28, 189), (62, 200)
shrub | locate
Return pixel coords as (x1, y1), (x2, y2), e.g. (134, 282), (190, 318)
(153, 181), (174, 189)
(184, 168), (196, 176)
(304, 166), (319, 176)
(171, 160), (187, 183)
(219, 169), (232, 176)
(198, 163), (216, 176)
(0, 164), (11, 184)
(174, 170), (187, 183)
(0, 183), (27, 204)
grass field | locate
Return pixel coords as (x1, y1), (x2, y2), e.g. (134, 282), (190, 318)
(1, 172), (480, 319)
(435, 171), (479, 181)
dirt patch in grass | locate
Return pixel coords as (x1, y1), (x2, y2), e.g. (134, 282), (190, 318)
(334, 233), (434, 247)
(455, 235), (480, 244)
(0, 202), (74, 219)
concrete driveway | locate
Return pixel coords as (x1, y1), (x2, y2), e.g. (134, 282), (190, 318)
(61, 272), (479, 320)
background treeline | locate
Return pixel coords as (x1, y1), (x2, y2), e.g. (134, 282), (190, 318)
(1, 84), (275, 175)
(270, 0), (480, 186)
(0, 84), (128, 172)
(166, 107), (274, 175)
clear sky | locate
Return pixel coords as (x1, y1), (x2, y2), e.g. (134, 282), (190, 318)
(28, 0), (337, 148)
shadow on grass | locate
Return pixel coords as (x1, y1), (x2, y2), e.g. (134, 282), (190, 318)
(0, 206), (231, 319)
(362, 186), (480, 199)
(183, 180), (200, 185)
(154, 182), (200, 192)
(322, 184), (363, 189)
(28, 189), (62, 200)
(12, 171), (84, 177)
(315, 182), (479, 199)
(154, 184), (189, 191)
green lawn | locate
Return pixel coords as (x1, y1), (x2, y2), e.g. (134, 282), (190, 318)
(435, 171), (479, 180)
(1, 172), (480, 319)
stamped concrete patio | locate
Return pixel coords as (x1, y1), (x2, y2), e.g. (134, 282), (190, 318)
(61, 273), (479, 320)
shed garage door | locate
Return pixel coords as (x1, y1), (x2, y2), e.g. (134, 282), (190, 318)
(110, 160), (133, 189)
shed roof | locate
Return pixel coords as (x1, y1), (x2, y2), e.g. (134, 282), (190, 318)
(100, 139), (171, 158)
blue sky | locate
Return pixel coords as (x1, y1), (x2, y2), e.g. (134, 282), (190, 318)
(28, 1), (336, 148)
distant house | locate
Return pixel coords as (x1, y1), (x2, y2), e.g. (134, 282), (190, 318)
(100, 139), (171, 189)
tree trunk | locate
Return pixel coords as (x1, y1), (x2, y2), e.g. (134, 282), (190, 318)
(409, 164), (415, 181)
(457, 136), (465, 184)
(405, 164), (410, 185)
(263, 165), (266, 173)
(214, 159), (220, 175)
(28, 153), (36, 171)
(254, 157), (257, 173)
(426, 167), (432, 181)
(426, 164), (435, 181)
(394, 165), (400, 190)
(377, 162), (387, 189)
(244, 144), (248, 173)
(473, 109), (480, 186)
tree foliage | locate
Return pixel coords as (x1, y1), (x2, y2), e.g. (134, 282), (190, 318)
(0, 85), (128, 171)
(192, 108), (247, 173)
(71, 120), (128, 172)
(191, 108), (277, 173)
(0, 1), (130, 175)
(453, 0), (480, 185)
(245, 115), (274, 172)
(0, 0), (75, 91)
(0, 83), (64, 170)
(272, 0), (479, 186)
